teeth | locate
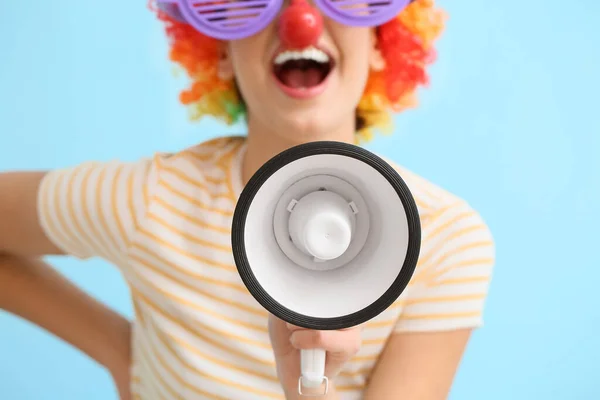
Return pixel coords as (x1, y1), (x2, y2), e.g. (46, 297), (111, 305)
(274, 47), (330, 65)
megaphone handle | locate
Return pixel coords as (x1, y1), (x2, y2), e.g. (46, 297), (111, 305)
(299, 348), (329, 396)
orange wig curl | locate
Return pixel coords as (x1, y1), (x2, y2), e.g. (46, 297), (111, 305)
(150, 0), (446, 143)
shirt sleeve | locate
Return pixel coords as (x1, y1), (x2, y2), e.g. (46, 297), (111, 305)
(36, 157), (157, 265)
(394, 200), (496, 332)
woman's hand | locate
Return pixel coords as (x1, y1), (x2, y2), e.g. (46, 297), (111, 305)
(268, 314), (362, 399)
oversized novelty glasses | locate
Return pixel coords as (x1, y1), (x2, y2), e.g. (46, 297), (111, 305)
(156, 0), (411, 41)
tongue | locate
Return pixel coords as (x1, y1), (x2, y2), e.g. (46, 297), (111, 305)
(280, 67), (323, 89)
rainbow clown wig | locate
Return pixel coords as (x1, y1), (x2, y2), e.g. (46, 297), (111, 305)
(149, 0), (446, 144)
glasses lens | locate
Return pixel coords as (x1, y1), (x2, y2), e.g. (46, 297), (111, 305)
(314, 0), (410, 27)
(157, 0), (283, 40)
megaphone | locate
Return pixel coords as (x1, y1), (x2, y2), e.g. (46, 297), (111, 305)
(231, 141), (421, 395)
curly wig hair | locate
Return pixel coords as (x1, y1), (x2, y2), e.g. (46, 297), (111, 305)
(149, 0), (446, 144)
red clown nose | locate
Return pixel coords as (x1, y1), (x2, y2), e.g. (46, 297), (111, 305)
(278, 0), (324, 49)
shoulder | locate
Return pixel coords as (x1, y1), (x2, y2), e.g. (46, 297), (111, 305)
(151, 135), (244, 179)
(379, 157), (496, 332)
(158, 136), (245, 164)
(379, 155), (496, 279)
(380, 154), (494, 241)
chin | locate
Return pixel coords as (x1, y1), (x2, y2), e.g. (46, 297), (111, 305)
(273, 111), (343, 143)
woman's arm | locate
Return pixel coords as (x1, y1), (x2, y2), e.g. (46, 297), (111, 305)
(0, 171), (132, 398)
(0, 255), (132, 381)
(363, 329), (472, 400)
(363, 200), (495, 399)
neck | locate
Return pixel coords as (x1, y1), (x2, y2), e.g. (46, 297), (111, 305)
(241, 115), (356, 186)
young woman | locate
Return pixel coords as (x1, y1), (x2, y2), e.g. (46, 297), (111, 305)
(0, 0), (495, 398)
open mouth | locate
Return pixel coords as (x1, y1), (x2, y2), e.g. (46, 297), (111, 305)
(272, 47), (334, 91)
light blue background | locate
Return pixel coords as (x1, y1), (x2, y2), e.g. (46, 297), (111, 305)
(1, 0), (598, 399)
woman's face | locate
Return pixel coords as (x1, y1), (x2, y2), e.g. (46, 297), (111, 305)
(219, 1), (384, 141)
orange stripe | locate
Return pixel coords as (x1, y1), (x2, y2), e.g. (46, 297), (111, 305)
(415, 241), (493, 284)
(146, 211), (232, 252)
(337, 383), (366, 392)
(154, 329), (285, 399)
(130, 285), (377, 379)
(214, 140), (243, 202)
(130, 261), (268, 330)
(143, 161), (151, 208)
(131, 253), (267, 319)
(79, 165), (111, 258)
(438, 276), (489, 285)
(156, 157), (233, 202)
(426, 209), (478, 244)
(161, 330), (279, 383)
(95, 166), (118, 254)
(133, 287), (274, 366)
(139, 226), (236, 271)
(412, 225), (491, 283)
(40, 175), (73, 253)
(111, 165), (128, 247)
(153, 195), (230, 234)
(128, 166), (139, 230)
(401, 310), (482, 320)
(52, 173), (79, 250)
(433, 241), (493, 269)
(404, 293), (486, 305)
(159, 178), (233, 216)
(362, 337), (387, 346)
(64, 165), (92, 252)
(136, 338), (184, 399)
(427, 257), (495, 285)
(132, 242), (248, 293)
(143, 334), (218, 399)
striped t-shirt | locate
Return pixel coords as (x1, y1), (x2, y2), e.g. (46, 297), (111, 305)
(37, 135), (495, 399)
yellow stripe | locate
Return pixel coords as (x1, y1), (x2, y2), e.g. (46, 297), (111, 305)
(426, 209), (478, 244)
(362, 337), (387, 346)
(130, 262), (268, 331)
(131, 283), (378, 380)
(156, 156), (233, 202)
(111, 165), (128, 247)
(438, 276), (489, 285)
(419, 223), (483, 265)
(41, 174), (73, 253)
(65, 165), (91, 251)
(95, 167), (117, 253)
(136, 338), (185, 399)
(215, 140), (243, 202)
(427, 257), (495, 285)
(159, 178), (233, 216)
(337, 383), (366, 392)
(404, 293), (486, 305)
(412, 225), (491, 283)
(133, 287), (274, 366)
(143, 331), (225, 400)
(80, 166), (108, 256)
(402, 310), (482, 320)
(131, 253), (268, 319)
(53, 173), (79, 250)
(154, 323), (285, 399)
(133, 242), (248, 293)
(143, 162), (151, 208)
(146, 211), (232, 253)
(128, 166), (139, 230)
(163, 330), (280, 383)
(153, 195), (230, 234)
(139, 227), (236, 271)
(434, 241), (493, 268)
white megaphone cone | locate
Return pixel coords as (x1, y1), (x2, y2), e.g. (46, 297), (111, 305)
(231, 141), (421, 396)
